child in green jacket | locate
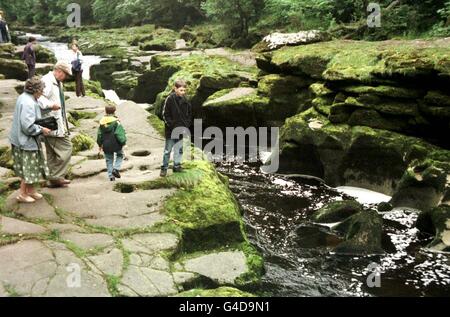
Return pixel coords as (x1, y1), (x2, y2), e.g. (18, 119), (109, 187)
(97, 104), (127, 181)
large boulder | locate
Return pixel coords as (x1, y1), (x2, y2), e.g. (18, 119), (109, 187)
(277, 106), (450, 200)
(332, 210), (384, 255)
(64, 80), (104, 98)
(91, 58), (129, 90)
(139, 29), (179, 51)
(252, 30), (330, 53)
(202, 88), (269, 128)
(390, 162), (448, 211)
(311, 200), (363, 224)
(0, 58), (28, 80)
(0, 43), (15, 59)
(416, 205), (450, 252)
(112, 70), (139, 100)
(35, 45), (57, 64)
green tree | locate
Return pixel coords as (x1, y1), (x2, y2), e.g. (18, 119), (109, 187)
(202, 0), (264, 37)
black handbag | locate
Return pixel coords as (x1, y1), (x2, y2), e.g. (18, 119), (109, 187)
(35, 116), (58, 131)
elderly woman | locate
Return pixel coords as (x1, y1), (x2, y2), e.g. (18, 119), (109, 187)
(9, 77), (52, 203)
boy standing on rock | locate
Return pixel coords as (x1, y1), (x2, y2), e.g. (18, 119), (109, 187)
(160, 79), (192, 177)
(97, 103), (127, 181)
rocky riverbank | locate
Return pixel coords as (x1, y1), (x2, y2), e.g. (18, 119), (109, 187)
(0, 40), (263, 297)
(2, 24), (449, 294)
(39, 26), (450, 256)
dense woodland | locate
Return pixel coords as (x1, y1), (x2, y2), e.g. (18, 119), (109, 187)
(1, 0), (450, 40)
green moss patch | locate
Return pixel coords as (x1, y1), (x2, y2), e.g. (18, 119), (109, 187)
(71, 133), (95, 155)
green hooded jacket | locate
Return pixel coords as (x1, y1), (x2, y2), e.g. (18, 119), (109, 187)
(97, 115), (127, 148)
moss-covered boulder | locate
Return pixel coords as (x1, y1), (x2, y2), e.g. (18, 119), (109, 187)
(0, 58), (27, 80)
(258, 39), (450, 85)
(139, 29), (179, 51)
(0, 147), (13, 169)
(0, 43), (15, 59)
(71, 133), (95, 154)
(252, 30), (329, 53)
(416, 205), (450, 252)
(90, 58), (129, 90)
(111, 70), (139, 100)
(139, 54), (257, 116)
(332, 210), (384, 255)
(64, 80), (104, 98)
(202, 88), (269, 128)
(35, 45), (57, 64)
(390, 162), (448, 210)
(278, 106), (450, 198)
(311, 200), (363, 223)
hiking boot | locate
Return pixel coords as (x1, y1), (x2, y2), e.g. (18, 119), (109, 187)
(112, 169), (121, 179)
(160, 169), (167, 177)
(110, 177), (116, 182)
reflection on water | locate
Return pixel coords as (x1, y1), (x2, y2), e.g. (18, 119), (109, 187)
(217, 162), (450, 297)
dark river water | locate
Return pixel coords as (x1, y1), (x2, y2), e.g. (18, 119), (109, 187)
(216, 162), (450, 297)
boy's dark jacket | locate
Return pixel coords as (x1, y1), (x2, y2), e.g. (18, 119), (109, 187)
(163, 92), (192, 139)
(97, 116), (127, 153)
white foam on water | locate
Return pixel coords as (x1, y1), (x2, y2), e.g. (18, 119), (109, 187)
(37, 37), (104, 80)
(103, 89), (123, 105)
(259, 150), (272, 164)
(335, 186), (392, 205)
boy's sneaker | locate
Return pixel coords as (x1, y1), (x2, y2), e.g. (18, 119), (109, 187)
(160, 169), (167, 177)
(110, 177), (116, 182)
(112, 169), (121, 179)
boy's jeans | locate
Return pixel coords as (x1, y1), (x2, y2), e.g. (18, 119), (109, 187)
(105, 150), (124, 178)
(162, 138), (183, 171)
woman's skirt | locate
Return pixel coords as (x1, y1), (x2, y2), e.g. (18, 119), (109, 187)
(12, 146), (49, 185)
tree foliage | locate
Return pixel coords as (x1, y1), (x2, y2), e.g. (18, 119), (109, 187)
(1, 0), (449, 38)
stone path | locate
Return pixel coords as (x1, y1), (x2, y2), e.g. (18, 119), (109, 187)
(0, 86), (253, 297)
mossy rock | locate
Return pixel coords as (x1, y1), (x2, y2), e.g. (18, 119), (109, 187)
(202, 88), (269, 128)
(312, 96), (334, 116)
(339, 85), (424, 99)
(390, 163), (447, 210)
(333, 210), (384, 255)
(68, 110), (98, 127)
(257, 74), (311, 96)
(0, 58), (27, 80)
(424, 91), (450, 107)
(35, 45), (57, 64)
(146, 54), (257, 115)
(175, 286), (255, 297)
(139, 29), (179, 51)
(310, 82), (334, 97)
(64, 80), (104, 98)
(71, 133), (95, 155)
(0, 43), (15, 58)
(416, 205), (450, 252)
(153, 160), (246, 252)
(311, 200), (363, 223)
(378, 202), (394, 212)
(260, 39), (450, 85)
(0, 147), (13, 169)
(347, 95), (421, 118)
(278, 107), (444, 193)
(90, 58), (129, 90)
(111, 70), (139, 100)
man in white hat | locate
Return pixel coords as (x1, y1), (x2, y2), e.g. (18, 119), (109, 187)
(39, 62), (73, 188)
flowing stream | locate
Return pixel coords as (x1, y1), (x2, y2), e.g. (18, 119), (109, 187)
(41, 37), (450, 297)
